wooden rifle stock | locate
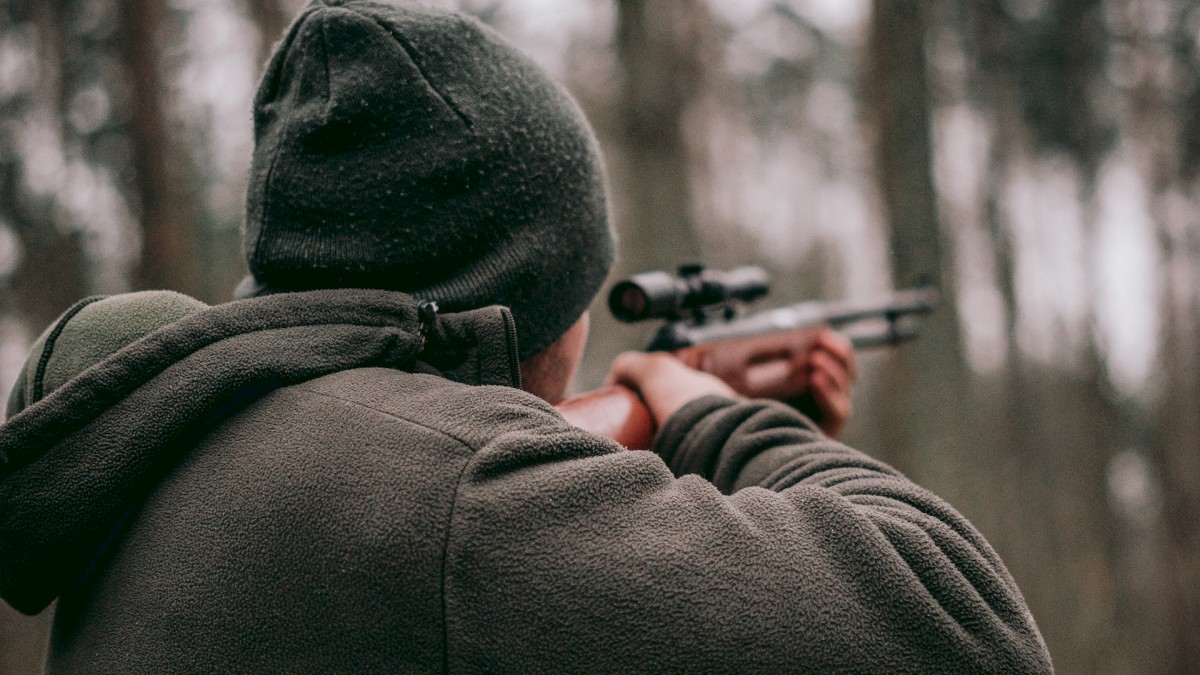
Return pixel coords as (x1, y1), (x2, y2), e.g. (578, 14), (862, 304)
(556, 385), (655, 450)
(555, 284), (938, 449)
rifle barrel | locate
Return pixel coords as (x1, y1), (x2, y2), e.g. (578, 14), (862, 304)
(651, 285), (938, 351)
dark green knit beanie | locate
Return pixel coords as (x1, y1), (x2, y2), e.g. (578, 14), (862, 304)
(238, 0), (613, 359)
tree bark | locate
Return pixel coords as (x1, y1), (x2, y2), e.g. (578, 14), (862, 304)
(118, 0), (201, 295)
(1148, 5), (1200, 671)
(0, 4), (81, 672)
(865, 0), (971, 489)
(576, 0), (711, 390)
(247, 0), (292, 70)
(610, 0), (707, 274)
(1155, 260), (1200, 674)
(0, 0), (90, 332)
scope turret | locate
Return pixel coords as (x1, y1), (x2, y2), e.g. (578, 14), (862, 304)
(608, 265), (770, 323)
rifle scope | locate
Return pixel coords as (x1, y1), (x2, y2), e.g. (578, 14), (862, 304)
(608, 264), (770, 323)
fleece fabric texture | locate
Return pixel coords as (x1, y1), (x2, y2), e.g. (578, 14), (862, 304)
(239, 0), (614, 359)
(0, 291), (1052, 673)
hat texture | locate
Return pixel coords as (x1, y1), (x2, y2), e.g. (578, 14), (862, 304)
(241, 0), (613, 359)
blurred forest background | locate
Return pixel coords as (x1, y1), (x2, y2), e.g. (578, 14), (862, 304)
(0, 0), (1198, 672)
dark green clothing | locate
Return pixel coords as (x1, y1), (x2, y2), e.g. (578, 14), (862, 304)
(0, 290), (1051, 673)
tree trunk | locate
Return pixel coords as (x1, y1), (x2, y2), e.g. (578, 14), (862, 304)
(610, 0), (707, 274)
(0, 0), (90, 332)
(575, 0), (711, 390)
(864, 0), (971, 492)
(1148, 4), (1200, 670)
(247, 0), (292, 70)
(1155, 270), (1200, 673)
(0, 3), (83, 671)
(118, 0), (201, 295)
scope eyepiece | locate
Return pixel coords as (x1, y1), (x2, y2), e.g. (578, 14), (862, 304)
(608, 265), (770, 323)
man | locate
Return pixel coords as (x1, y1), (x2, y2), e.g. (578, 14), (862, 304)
(0, 0), (1051, 672)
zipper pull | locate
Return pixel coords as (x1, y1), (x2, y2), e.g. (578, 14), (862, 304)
(417, 299), (440, 353)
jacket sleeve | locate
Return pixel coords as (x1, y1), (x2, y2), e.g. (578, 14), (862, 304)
(442, 393), (1052, 674)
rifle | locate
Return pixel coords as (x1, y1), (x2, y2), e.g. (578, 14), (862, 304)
(556, 264), (938, 449)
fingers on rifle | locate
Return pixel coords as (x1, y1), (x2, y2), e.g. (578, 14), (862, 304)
(808, 348), (852, 437)
(809, 373), (850, 438)
(808, 349), (851, 398)
(812, 328), (857, 381)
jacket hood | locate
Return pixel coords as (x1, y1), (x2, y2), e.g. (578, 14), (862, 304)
(0, 289), (520, 615)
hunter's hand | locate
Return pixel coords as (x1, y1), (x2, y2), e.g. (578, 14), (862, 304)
(673, 327), (857, 438)
(605, 352), (742, 429)
(795, 328), (857, 438)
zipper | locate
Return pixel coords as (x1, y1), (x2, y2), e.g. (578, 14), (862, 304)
(499, 308), (522, 388)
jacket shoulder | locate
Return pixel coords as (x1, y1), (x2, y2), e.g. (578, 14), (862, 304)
(286, 367), (576, 453)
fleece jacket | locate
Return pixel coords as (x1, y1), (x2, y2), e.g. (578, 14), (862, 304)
(0, 290), (1052, 673)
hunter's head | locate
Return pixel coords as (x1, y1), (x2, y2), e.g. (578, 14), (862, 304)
(237, 0), (614, 399)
